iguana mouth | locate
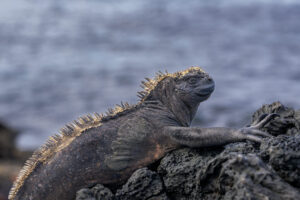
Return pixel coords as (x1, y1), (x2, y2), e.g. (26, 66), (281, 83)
(195, 93), (207, 96)
(195, 92), (211, 98)
(196, 84), (215, 97)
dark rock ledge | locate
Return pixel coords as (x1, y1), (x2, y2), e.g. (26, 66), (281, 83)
(77, 102), (300, 200)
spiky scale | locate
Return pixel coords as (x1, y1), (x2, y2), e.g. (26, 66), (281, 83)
(125, 102), (130, 108)
(145, 77), (152, 82)
(94, 112), (102, 119)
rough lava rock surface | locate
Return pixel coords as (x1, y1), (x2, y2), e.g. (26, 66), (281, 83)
(76, 102), (300, 200)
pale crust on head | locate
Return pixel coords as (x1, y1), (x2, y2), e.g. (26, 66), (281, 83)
(9, 66), (205, 199)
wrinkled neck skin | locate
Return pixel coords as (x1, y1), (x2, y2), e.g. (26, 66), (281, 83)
(146, 78), (200, 127)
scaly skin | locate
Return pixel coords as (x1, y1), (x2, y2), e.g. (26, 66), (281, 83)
(9, 67), (276, 200)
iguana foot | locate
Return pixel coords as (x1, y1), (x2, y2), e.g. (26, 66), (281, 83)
(234, 114), (279, 143)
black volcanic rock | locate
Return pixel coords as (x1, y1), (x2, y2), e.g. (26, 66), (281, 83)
(76, 102), (300, 200)
(115, 168), (168, 200)
(0, 122), (18, 159)
(251, 101), (300, 136)
(76, 184), (114, 200)
(260, 135), (300, 188)
(157, 147), (222, 200)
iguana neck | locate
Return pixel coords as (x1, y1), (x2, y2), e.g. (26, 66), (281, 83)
(144, 97), (198, 127)
(143, 77), (200, 127)
(167, 97), (199, 127)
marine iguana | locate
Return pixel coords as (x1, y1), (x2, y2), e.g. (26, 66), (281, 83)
(9, 67), (276, 200)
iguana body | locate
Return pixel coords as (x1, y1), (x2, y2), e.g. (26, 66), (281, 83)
(9, 67), (275, 200)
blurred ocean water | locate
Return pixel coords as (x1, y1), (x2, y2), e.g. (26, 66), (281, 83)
(0, 0), (299, 149)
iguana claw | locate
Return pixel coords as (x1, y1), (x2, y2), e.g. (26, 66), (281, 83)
(236, 113), (279, 143)
(252, 113), (280, 129)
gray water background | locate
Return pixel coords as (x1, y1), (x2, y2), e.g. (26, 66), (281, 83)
(0, 0), (299, 149)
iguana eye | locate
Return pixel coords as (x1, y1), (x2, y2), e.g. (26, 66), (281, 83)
(188, 77), (198, 84)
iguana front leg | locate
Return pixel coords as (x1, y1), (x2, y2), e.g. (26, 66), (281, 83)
(164, 114), (278, 148)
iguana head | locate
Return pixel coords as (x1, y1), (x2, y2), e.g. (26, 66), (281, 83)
(139, 67), (214, 106)
(139, 67), (214, 125)
(173, 67), (214, 106)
